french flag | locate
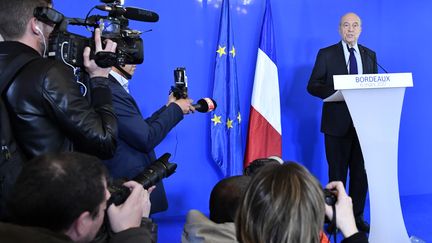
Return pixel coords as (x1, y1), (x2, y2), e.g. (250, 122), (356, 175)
(244, 0), (282, 167)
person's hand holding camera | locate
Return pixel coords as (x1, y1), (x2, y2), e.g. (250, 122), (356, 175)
(83, 28), (117, 78)
(166, 93), (195, 114)
(174, 97), (195, 114)
(324, 181), (359, 238)
(106, 181), (152, 233)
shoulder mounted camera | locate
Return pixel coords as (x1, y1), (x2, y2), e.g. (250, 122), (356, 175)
(34, 0), (159, 69)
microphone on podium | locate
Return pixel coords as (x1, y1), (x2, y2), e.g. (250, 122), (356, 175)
(360, 48), (389, 73)
(192, 98), (217, 113)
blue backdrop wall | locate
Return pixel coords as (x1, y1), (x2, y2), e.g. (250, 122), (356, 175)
(55, 0), (432, 218)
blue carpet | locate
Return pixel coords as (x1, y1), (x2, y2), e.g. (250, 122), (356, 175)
(155, 193), (432, 243)
(402, 194), (432, 242)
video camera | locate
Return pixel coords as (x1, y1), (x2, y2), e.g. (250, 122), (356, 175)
(43, 0), (159, 68)
(171, 67), (218, 113)
(107, 153), (176, 206)
(171, 67), (188, 99)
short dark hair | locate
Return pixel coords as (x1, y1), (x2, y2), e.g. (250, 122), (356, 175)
(0, 0), (52, 40)
(209, 175), (251, 223)
(7, 152), (108, 232)
(243, 157), (282, 176)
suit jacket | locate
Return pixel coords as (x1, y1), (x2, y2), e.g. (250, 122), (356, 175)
(104, 75), (184, 213)
(307, 41), (378, 136)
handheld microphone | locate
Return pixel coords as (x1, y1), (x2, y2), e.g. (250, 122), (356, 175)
(360, 48), (388, 73)
(95, 5), (159, 22)
(193, 98), (217, 113)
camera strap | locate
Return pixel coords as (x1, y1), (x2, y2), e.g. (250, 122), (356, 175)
(331, 204), (336, 243)
(114, 65), (132, 80)
(325, 204), (337, 243)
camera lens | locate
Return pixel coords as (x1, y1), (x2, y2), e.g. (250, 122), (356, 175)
(324, 189), (337, 206)
(107, 153), (177, 206)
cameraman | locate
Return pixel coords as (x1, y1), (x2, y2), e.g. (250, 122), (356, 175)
(0, 0), (117, 159)
(0, 152), (154, 243)
(103, 64), (194, 214)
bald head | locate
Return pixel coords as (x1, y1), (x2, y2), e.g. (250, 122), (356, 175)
(339, 12), (362, 47)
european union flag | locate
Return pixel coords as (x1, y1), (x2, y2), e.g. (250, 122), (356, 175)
(211, 0), (242, 177)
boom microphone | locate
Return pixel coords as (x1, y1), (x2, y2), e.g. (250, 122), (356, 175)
(360, 48), (388, 73)
(95, 5), (159, 22)
(193, 98), (217, 113)
(124, 7), (159, 22)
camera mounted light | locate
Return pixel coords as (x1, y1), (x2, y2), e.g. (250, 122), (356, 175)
(101, 0), (124, 4)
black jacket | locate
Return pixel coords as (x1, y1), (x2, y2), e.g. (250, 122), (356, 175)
(0, 222), (154, 243)
(307, 41), (378, 136)
(0, 41), (117, 159)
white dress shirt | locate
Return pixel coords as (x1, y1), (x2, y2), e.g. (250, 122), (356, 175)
(341, 40), (363, 75)
(109, 70), (130, 93)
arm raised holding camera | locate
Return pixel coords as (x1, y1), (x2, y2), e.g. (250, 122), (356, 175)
(83, 28), (117, 78)
(325, 181), (368, 242)
(166, 93), (194, 114)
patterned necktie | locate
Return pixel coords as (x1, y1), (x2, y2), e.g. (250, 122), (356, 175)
(348, 47), (358, 74)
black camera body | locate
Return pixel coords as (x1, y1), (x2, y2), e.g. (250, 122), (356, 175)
(47, 0), (149, 68)
(324, 189), (337, 206)
(171, 67), (188, 99)
(107, 153), (177, 206)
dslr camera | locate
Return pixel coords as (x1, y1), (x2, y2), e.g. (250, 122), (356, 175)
(107, 153), (177, 206)
(324, 188), (337, 206)
(39, 0), (159, 68)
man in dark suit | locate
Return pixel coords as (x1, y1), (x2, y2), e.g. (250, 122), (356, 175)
(307, 12), (378, 233)
(104, 64), (194, 214)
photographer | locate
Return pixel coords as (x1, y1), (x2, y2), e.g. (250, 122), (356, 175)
(324, 181), (367, 242)
(236, 163), (368, 243)
(182, 175), (251, 243)
(0, 0), (117, 160)
(104, 64), (194, 214)
(0, 152), (154, 243)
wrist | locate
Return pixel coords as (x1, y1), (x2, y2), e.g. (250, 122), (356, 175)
(339, 223), (359, 238)
(110, 221), (141, 233)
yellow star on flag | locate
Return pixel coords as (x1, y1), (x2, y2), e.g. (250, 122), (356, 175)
(237, 112), (241, 123)
(230, 46), (236, 57)
(211, 114), (222, 126)
(216, 45), (226, 57)
(226, 118), (233, 129)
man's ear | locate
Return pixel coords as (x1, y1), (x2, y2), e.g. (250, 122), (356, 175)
(64, 211), (92, 242)
(30, 18), (42, 36)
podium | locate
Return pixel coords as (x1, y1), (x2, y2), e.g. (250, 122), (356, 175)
(332, 73), (413, 243)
